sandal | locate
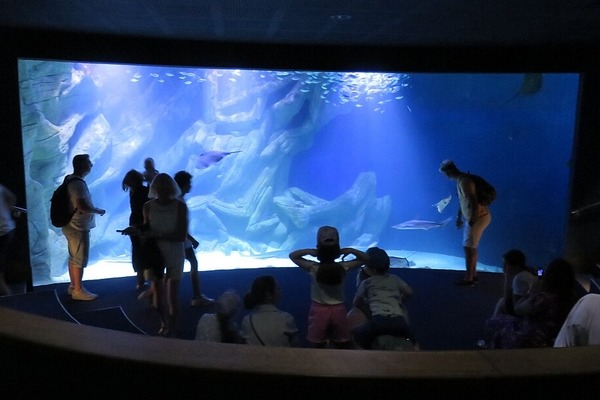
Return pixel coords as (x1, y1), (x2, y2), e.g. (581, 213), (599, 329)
(157, 326), (171, 337)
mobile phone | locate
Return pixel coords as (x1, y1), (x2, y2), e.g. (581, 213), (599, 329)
(537, 268), (544, 277)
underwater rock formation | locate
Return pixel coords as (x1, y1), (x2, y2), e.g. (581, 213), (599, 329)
(19, 63), (394, 282)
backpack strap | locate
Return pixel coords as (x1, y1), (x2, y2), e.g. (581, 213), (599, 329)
(64, 176), (84, 212)
(249, 314), (266, 346)
(65, 175), (83, 184)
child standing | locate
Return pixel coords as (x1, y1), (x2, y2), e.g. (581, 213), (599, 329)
(289, 226), (369, 348)
(173, 170), (215, 307)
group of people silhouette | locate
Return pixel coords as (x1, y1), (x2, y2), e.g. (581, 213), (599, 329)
(195, 225), (416, 349)
(192, 241), (597, 350)
(483, 250), (597, 349)
(119, 157), (214, 336)
(28, 154), (600, 348)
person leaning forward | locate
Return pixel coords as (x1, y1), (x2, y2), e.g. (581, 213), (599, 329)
(439, 160), (491, 286)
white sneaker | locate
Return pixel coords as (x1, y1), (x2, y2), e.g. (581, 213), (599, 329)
(69, 285), (91, 295)
(71, 288), (98, 301)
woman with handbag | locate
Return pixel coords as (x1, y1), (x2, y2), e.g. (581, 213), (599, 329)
(122, 173), (188, 337)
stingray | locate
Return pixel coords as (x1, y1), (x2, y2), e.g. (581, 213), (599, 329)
(507, 73), (543, 102)
(193, 150), (241, 169)
(432, 194), (452, 213)
(392, 217), (452, 231)
(389, 256), (415, 268)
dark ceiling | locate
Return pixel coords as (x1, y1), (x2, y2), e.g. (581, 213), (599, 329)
(2, 0), (600, 48)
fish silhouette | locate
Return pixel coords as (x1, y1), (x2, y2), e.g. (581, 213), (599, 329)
(389, 256), (415, 268)
(432, 194), (452, 213)
(193, 151), (241, 169)
(507, 73), (543, 102)
(392, 217), (452, 231)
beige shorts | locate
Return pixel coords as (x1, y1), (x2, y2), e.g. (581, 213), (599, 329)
(463, 212), (491, 248)
(62, 224), (90, 268)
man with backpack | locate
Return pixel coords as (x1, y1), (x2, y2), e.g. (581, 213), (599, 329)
(61, 154), (105, 300)
(439, 160), (492, 286)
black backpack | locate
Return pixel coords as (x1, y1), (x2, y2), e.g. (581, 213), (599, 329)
(50, 176), (83, 227)
(467, 173), (496, 206)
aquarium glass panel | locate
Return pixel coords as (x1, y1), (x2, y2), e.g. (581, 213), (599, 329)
(17, 59), (579, 286)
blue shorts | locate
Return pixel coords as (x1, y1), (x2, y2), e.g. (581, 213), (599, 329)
(62, 225), (90, 268)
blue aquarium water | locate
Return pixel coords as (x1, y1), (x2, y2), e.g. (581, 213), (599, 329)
(17, 60), (579, 286)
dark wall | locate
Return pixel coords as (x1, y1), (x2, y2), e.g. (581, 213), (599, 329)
(0, 31), (30, 287)
(565, 71), (600, 274)
(1, 27), (599, 281)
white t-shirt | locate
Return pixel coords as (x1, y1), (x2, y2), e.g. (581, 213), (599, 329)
(512, 270), (538, 296)
(309, 263), (350, 305)
(355, 273), (412, 318)
(241, 304), (298, 347)
(554, 294), (600, 347)
(67, 176), (95, 231)
(195, 313), (241, 343)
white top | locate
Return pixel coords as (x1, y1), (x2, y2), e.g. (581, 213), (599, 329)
(195, 314), (221, 342)
(309, 263), (350, 305)
(195, 313), (240, 343)
(241, 304), (298, 347)
(145, 198), (182, 235)
(355, 273), (412, 318)
(67, 176), (95, 231)
(457, 175), (489, 221)
(512, 270), (538, 296)
(554, 293), (600, 347)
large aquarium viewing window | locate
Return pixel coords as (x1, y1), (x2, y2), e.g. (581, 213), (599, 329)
(17, 59), (580, 287)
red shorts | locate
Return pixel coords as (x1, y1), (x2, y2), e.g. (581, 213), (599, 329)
(307, 301), (351, 344)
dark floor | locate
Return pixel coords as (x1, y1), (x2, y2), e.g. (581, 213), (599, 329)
(0, 266), (505, 351)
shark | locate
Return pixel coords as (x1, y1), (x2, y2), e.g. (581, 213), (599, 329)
(432, 194), (452, 213)
(192, 150), (241, 169)
(392, 217), (452, 231)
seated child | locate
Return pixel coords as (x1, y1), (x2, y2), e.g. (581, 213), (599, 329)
(351, 247), (416, 350)
(195, 290), (244, 344)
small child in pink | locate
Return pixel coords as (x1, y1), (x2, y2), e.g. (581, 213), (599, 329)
(289, 226), (369, 348)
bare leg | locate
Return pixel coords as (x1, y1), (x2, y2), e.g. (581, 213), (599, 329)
(167, 278), (181, 335)
(68, 264), (74, 289)
(136, 270), (145, 289)
(464, 246), (478, 281)
(186, 248), (200, 298)
(154, 277), (168, 335)
(69, 262), (83, 291)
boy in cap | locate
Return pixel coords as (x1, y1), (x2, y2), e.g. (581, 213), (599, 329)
(289, 226), (369, 348)
(351, 247), (416, 349)
(439, 159), (492, 286)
